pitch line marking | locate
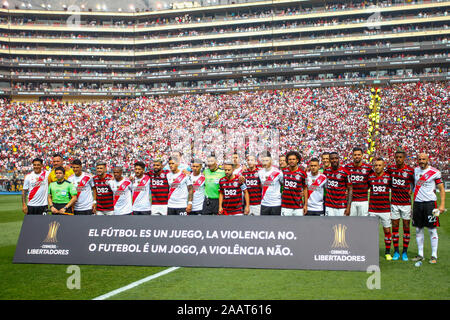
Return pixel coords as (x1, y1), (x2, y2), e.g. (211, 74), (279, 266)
(92, 266), (180, 300)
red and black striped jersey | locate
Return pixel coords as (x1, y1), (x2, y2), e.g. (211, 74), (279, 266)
(344, 163), (372, 202)
(386, 164), (414, 206)
(242, 168), (262, 205)
(281, 168), (307, 209)
(93, 174), (114, 211)
(323, 167), (351, 209)
(148, 170), (169, 205)
(219, 176), (247, 215)
(368, 172), (391, 213)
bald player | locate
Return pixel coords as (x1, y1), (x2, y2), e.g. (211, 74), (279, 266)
(412, 153), (446, 264)
(48, 153), (74, 183)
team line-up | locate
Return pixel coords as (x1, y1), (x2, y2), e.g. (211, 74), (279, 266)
(22, 148), (445, 263)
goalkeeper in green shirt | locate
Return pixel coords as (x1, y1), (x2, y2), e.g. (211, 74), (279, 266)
(48, 167), (78, 215)
(202, 154), (247, 215)
(202, 155), (226, 215)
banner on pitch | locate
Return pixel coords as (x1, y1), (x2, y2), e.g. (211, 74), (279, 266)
(13, 215), (379, 271)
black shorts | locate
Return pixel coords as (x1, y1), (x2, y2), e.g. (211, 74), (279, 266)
(74, 209), (93, 215)
(132, 210), (152, 215)
(53, 203), (73, 215)
(202, 198), (219, 215)
(306, 210), (325, 216)
(261, 205), (281, 216)
(27, 205), (48, 215)
(412, 201), (440, 229)
(168, 208), (188, 216)
(189, 210), (203, 215)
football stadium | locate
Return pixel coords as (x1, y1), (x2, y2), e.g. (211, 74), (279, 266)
(0, 0), (449, 303)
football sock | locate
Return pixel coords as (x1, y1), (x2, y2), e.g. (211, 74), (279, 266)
(429, 228), (438, 258)
(384, 230), (392, 254)
(416, 227), (424, 257)
(392, 226), (399, 253)
(402, 225), (410, 253)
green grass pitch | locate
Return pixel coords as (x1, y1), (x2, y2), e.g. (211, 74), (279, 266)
(0, 194), (448, 300)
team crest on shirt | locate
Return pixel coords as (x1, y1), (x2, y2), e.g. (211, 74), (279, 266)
(336, 174), (341, 179)
(383, 179), (388, 184)
(295, 174), (301, 180)
(361, 169), (366, 174)
(233, 182), (239, 187)
(403, 172), (408, 177)
(160, 173), (165, 178)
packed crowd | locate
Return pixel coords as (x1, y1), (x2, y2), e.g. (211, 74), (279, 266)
(0, 82), (448, 177)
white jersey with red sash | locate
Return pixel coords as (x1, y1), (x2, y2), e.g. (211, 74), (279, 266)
(68, 173), (94, 211)
(23, 170), (50, 206)
(233, 166), (244, 176)
(258, 167), (283, 207)
(191, 173), (206, 212)
(306, 172), (327, 212)
(167, 171), (192, 209)
(132, 175), (151, 212)
(414, 167), (442, 203)
(108, 178), (133, 215)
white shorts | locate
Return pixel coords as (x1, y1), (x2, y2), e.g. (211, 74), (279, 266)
(390, 205), (411, 220)
(249, 205), (261, 216)
(152, 205), (168, 216)
(368, 211), (391, 228)
(281, 208), (304, 216)
(350, 201), (368, 217)
(96, 210), (114, 216)
(325, 207), (346, 217)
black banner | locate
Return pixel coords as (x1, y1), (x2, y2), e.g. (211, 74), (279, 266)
(13, 215), (379, 271)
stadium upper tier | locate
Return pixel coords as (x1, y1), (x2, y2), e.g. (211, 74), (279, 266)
(0, 0), (449, 98)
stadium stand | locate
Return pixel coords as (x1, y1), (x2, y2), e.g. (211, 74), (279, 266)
(0, 0), (448, 97)
(0, 0), (448, 185)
